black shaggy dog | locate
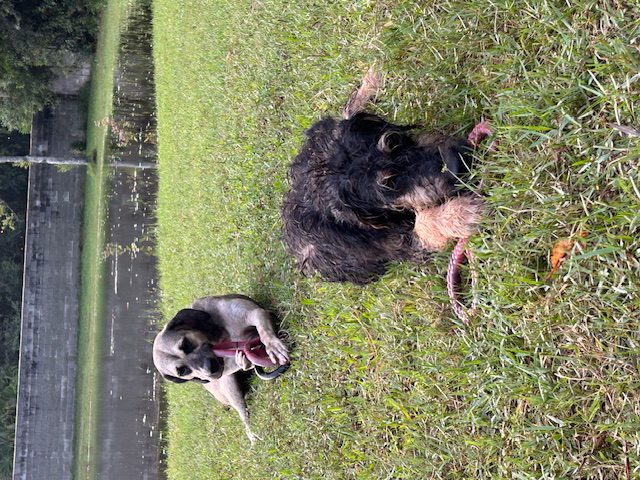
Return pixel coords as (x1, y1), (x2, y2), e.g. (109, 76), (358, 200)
(282, 74), (488, 284)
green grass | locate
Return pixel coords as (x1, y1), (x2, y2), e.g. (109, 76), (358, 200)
(153, 0), (640, 478)
(73, 0), (131, 477)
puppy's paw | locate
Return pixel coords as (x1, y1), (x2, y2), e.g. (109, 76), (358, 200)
(235, 350), (253, 371)
(263, 336), (290, 366)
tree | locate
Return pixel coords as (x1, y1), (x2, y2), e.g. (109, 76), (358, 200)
(0, 364), (18, 478)
(0, 130), (28, 230)
(0, 127), (29, 156)
(0, 201), (16, 233)
(0, 164), (26, 476)
(0, 70), (54, 132)
(0, 0), (102, 131)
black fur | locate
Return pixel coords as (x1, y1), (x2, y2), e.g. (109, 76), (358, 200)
(166, 308), (223, 339)
(163, 374), (205, 384)
(282, 112), (473, 284)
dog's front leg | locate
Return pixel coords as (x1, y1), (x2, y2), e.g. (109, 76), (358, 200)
(235, 350), (253, 371)
(247, 309), (290, 366)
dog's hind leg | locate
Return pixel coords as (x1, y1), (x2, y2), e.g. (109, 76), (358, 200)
(342, 67), (383, 119)
(205, 375), (261, 445)
(413, 195), (484, 251)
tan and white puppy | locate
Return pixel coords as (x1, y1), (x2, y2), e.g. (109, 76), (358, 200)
(153, 295), (290, 443)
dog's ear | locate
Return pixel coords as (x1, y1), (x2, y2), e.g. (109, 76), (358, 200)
(162, 374), (210, 384)
(377, 131), (403, 153)
(166, 308), (211, 330)
(440, 138), (474, 177)
(166, 308), (222, 338)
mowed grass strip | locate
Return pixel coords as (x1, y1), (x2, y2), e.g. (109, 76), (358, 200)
(74, 0), (131, 477)
(153, 0), (640, 478)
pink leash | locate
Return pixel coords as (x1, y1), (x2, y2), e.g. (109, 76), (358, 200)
(446, 120), (491, 324)
(212, 337), (278, 368)
(447, 237), (478, 325)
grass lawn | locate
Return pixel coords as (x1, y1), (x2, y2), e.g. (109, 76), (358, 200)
(74, 0), (131, 477)
(153, 0), (640, 478)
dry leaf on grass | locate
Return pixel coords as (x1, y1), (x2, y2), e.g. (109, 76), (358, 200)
(545, 232), (587, 280)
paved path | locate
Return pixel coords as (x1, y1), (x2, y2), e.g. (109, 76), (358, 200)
(13, 165), (85, 480)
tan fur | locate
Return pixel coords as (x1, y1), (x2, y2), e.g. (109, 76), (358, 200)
(152, 295), (289, 444)
(376, 170), (394, 189)
(342, 67), (383, 119)
(413, 196), (484, 250)
(377, 131), (400, 153)
(393, 177), (452, 210)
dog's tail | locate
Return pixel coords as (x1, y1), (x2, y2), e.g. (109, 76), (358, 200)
(342, 67), (383, 119)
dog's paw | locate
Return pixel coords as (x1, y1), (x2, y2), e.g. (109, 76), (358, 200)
(263, 336), (290, 366)
(235, 350), (253, 371)
(245, 426), (262, 446)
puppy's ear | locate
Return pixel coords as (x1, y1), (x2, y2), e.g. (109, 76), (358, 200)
(166, 308), (222, 338)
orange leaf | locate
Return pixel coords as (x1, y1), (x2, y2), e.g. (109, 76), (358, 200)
(546, 238), (574, 280)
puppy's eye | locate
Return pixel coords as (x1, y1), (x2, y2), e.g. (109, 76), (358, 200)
(180, 338), (194, 354)
(176, 365), (191, 377)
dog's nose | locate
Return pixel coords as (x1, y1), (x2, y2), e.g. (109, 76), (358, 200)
(206, 356), (221, 374)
